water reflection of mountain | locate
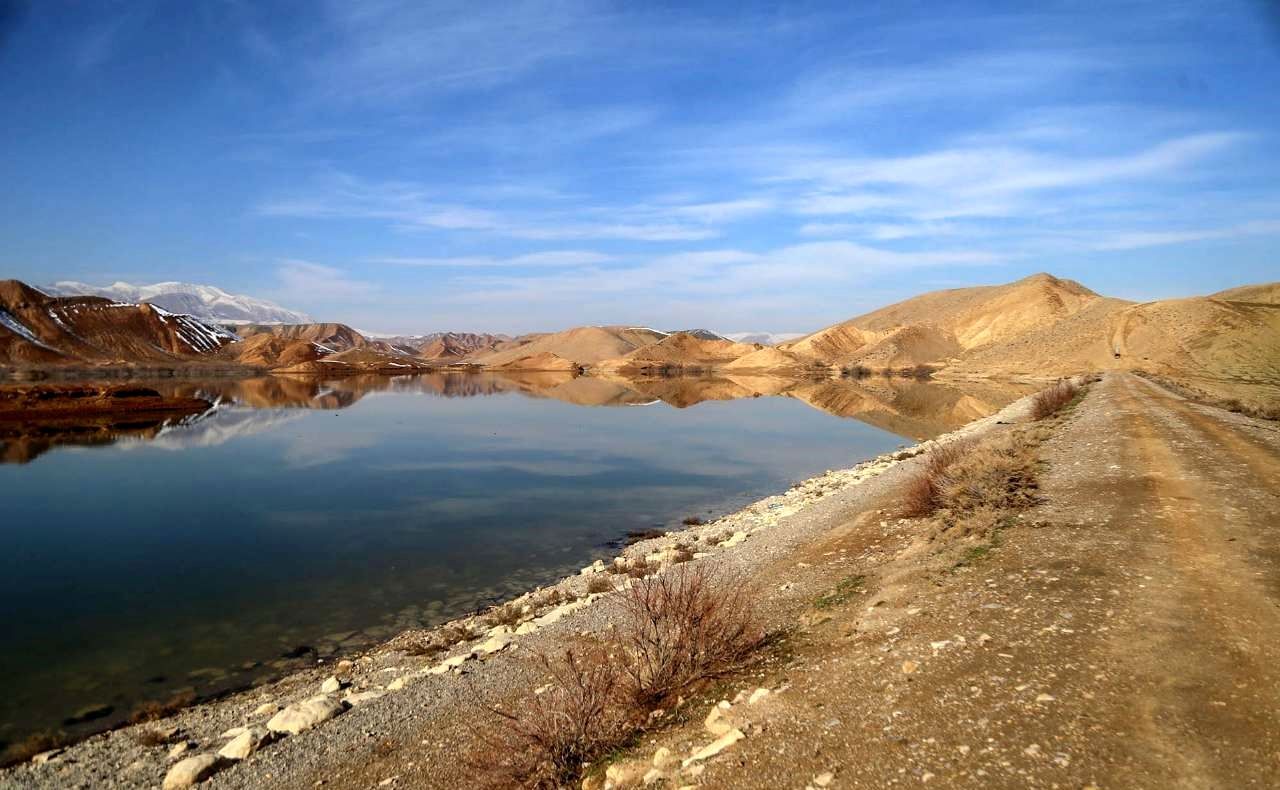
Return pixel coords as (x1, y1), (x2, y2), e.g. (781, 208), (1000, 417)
(0, 372), (1033, 462)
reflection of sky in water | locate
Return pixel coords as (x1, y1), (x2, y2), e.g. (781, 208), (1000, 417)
(0, 384), (934, 744)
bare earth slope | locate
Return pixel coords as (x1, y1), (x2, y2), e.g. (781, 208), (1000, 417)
(1213, 281), (1280, 304)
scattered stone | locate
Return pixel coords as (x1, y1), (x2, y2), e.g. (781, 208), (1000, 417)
(605, 762), (643, 787)
(320, 676), (343, 694)
(977, 633), (993, 646)
(252, 702), (279, 716)
(814, 771), (835, 787)
(220, 726), (247, 739)
(218, 727), (273, 761)
(31, 748), (64, 765)
(704, 701), (736, 736)
(387, 676), (410, 691)
(653, 747), (674, 768)
(747, 687), (770, 705)
(902, 660), (920, 674)
(168, 742), (194, 759)
(343, 690), (386, 706)
(1035, 693), (1056, 703)
(163, 754), (226, 789)
(642, 768), (663, 785)
(267, 696), (345, 735)
(682, 728), (745, 767)
(336, 659), (354, 671)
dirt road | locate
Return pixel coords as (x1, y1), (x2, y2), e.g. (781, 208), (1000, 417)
(677, 372), (1280, 789)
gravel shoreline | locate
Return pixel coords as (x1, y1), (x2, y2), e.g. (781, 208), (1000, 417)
(1, 390), (1039, 790)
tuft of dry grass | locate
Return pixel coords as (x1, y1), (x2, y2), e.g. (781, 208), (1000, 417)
(585, 575), (615, 594)
(0, 732), (68, 768)
(128, 689), (197, 724)
(681, 515), (705, 526)
(133, 728), (180, 747)
(622, 528), (666, 546)
(485, 601), (526, 629)
(1031, 379), (1082, 420)
(899, 438), (976, 518)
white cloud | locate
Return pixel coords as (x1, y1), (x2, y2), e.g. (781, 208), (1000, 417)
(372, 250), (616, 267)
(274, 259), (379, 301)
(669, 198), (775, 223)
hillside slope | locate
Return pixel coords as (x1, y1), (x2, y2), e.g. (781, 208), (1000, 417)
(0, 280), (239, 365)
(44, 281), (311, 324)
(470, 326), (668, 368)
(781, 273), (1106, 366)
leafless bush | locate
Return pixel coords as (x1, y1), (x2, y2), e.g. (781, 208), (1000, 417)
(899, 438), (975, 517)
(585, 575), (614, 594)
(477, 647), (639, 789)
(618, 563), (766, 707)
(681, 515), (705, 526)
(1031, 380), (1081, 420)
(485, 601), (526, 629)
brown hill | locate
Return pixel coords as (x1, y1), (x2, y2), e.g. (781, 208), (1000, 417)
(232, 323), (367, 352)
(0, 280), (239, 366)
(781, 273), (1105, 366)
(418, 333), (508, 360)
(1212, 282), (1280, 304)
(472, 326), (667, 368)
(596, 332), (758, 373)
(488, 351), (581, 372)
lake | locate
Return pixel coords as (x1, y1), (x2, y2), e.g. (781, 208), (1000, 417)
(0, 371), (1029, 750)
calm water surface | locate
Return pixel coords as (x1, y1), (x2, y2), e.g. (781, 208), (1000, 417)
(0, 372), (1026, 747)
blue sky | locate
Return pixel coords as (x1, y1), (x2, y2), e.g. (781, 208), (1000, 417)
(1, 0), (1278, 334)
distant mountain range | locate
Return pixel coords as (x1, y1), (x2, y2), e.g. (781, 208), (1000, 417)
(5, 275), (1277, 389)
(42, 281), (312, 325)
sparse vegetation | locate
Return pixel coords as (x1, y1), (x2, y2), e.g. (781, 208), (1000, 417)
(618, 563), (766, 707)
(485, 601), (526, 629)
(128, 689), (197, 724)
(586, 575), (615, 594)
(1031, 379), (1082, 420)
(0, 731), (68, 768)
(622, 528), (666, 546)
(899, 438), (977, 518)
(840, 364), (872, 378)
(899, 364), (935, 380)
(681, 515), (705, 526)
(478, 563), (769, 788)
(133, 727), (180, 747)
(814, 574), (866, 609)
(1135, 371), (1280, 422)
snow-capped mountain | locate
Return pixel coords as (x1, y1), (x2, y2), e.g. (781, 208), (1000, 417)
(42, 281), (311, 325)
(723, 332), (804, 346)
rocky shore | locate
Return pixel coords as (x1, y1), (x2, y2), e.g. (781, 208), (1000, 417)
(0, 390), (1038, 790)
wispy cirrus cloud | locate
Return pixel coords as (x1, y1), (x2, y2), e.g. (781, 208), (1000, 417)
(372, 250), (615, 268)
(274, 259), (379, 301)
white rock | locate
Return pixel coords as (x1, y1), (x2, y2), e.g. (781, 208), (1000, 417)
(219, 726), (247, 739)
(652, 747), (674, 768)
(163, 754), (226, 789)
(387, 676), (410, 691)
(343, 690), (386, 706)
(218, 727), (272, 761)
(168, 742), (193, 759)
(266, 696), (344, 735)
(31, 748), (64, 764)
(704, 701), (736, 736)
(252, 702), (279, 716)
(747, 688), (770, 705)
(814, 772), (835, 787)
(320, 676), (342, 694)
(681, 728), (744, 767)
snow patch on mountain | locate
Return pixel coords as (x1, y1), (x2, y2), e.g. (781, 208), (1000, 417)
(44, 281), (312, 325)
(723, 332), (804, 346)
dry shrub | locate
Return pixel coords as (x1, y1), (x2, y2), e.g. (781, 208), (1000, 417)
(480, 647), (639, 789)
(128, 689), (196, 724)
(485, 601), (526, 629)
(681, 515), (705, 526)
(1031, 380), (1081, 420)
(899, 438), (975, 517)
(585, 575), (615, 594)
(133, 728), (179, 747)
(670, 543), (696, 564)
(840, 364), (872, 379)
(618, 563), (765, 707)
(479, 563), (768, 788)
(0, 732), (67, 768)
(623, 528), (666, 546)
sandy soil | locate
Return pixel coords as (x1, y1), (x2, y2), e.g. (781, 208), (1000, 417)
(5, 372), (1277, 789)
